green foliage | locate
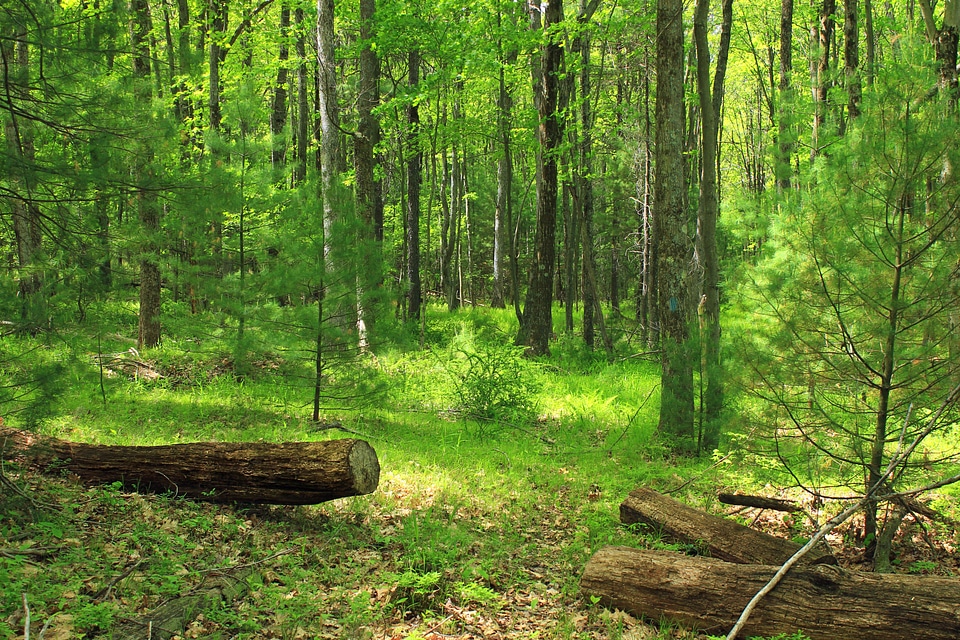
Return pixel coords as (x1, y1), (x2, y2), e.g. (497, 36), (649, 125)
(453, 343), (539, 424)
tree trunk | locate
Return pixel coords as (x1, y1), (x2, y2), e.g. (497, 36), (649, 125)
(843, 0), (861, 122)
(3, 27), (44, 323)
(620, 487), (836, 565)
(581, 547), (960, 640)
(776, 0), (795, 190)
(355, 0), (382, 243)
(406, 50), (422, 320)
(579, 0), (597, 350)
(492, 14), (517, 310)
(132, 0), (161, 349)
(271, 4), (290, 167)
(293, 7), (309, 185)
(316, 0), (340, 256)
(517, 0), (565, 356)
(1, 428), (380, 505)
(812, 0), (836, 158)
(655, 0), (694, 447)
(693, 0), (731, 450)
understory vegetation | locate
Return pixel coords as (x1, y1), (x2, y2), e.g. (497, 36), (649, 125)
(3, 304), (959, 639)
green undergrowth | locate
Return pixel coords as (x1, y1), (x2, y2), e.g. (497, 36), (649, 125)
(2, 304), (807, 639)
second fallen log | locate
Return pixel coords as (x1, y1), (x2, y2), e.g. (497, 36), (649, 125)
(620, 487), (835, 565)
(581, 546), (960, 640)
(1, 428), (379, 505)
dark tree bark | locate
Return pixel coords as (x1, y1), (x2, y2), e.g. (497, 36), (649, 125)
(516, 0), (565, 356)
(293, 7), (309, 185)
(919, 0), (960, 110)
(271, 4), (290, 167)
(406, 50), (422, 320)
(581, 547), (960, 640)
(776, 0), (794, 191)
(620, 487), (836, 565)
(1, 428), (380, 505)
(843, 0), (861, 122)
(655, 0), (694, 447)
(578, 0), (598, 350)
(812, 0), (836, 158)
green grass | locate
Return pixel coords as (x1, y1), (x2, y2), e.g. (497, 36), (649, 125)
(0, 303), (877, 639)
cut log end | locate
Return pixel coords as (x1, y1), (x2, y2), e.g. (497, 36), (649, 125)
(348, 439), (380, 495)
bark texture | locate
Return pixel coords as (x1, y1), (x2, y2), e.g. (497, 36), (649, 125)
(581, 546), (960, 640)
(654, 0), (694, 445)
(620, 487), (835, 565)
(112, 567), (256, 640)
(1, 429), (380, 505)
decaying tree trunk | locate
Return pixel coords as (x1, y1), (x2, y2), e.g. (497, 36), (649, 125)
(581, 546), (960, 640)
(0, 428), (379, 505)
(112, 566), (257, 640)
(620, 487), (835, 565)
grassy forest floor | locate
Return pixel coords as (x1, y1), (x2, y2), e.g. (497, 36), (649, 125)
(2, 305), (958, 640)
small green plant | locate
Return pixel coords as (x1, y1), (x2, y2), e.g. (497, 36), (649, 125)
(453, 344), (539, 425)
(908, 559), (939, 575)
(454, 580), (499, 607)
(389, 569), (444, 613)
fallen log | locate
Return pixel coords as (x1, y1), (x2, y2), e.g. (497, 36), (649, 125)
(581, 546), (960, 640)
(0, 428), (379, 504)
(620, 487), (835, 565)
(111, 567), (256, 640)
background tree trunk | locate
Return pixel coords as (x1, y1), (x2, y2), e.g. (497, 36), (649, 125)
(517, 0), (565, 356)
(133, 0), (161, 349)
(655, 0), (694, 447)
(406, 50), (422, 320)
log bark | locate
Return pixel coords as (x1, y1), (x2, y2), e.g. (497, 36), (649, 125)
(620, 487), (835, 565)
(112, 567), (256, 640)
(581, 546), (960, 640)
(0, 428), (379, 505)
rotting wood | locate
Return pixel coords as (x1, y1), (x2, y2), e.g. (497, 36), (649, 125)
(111, 567), (256, 640)
(717, 492), (801, 512)
(620, 487), (835, 565)
(1, 428), (379, 505)
(581, 546), (960, 640)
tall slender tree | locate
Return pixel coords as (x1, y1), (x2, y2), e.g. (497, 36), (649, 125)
(132, 0), (161, 348)
(693, 0), (732, 449)
(406, 50), (423, 320)
(516, 0), (565, 356)
(655, 0), (695, 448)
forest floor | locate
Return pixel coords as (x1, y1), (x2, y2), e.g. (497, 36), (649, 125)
(3, 308), (959, 639)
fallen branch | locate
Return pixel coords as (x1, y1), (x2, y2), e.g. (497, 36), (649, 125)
(717, 493), (801, 513)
